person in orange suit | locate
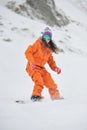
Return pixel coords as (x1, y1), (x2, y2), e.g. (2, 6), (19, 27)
(25, 27), (62, 101)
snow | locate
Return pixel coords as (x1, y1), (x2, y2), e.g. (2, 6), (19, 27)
(0, 0), (87, 130)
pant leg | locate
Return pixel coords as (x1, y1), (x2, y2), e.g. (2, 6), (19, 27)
(31, 70), (44, 97)
(42, 69), (60, 99)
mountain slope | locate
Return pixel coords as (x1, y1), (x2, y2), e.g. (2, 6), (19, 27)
(0, 0), (87, 130)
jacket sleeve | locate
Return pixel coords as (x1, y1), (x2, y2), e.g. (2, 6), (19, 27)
(25, 42), (38, 63)
(47, 54), (57, 71)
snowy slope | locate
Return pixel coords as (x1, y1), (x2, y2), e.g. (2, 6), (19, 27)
(0, 0), (87, 130)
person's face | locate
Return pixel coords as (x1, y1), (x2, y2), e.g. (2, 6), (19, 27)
(45, 39), (50, 43)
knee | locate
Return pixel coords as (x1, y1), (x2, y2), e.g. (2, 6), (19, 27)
(32, 73), (44, 86)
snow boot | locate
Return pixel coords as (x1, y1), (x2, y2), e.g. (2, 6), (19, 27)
(30, 95), (43, 102)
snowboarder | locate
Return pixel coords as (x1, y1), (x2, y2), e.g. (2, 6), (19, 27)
(25, 27), (62, 101)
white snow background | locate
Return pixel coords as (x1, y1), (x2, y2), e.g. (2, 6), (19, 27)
(0, 0), (87, 130)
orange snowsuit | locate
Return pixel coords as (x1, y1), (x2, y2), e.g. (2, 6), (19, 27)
(25, 38), (60, 99)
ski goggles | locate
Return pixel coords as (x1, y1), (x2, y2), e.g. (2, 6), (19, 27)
(43, 35), (51, 40)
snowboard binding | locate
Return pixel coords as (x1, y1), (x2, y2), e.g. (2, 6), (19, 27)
(31, 95), (43, 102)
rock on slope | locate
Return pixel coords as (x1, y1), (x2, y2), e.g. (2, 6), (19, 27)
(6, 0), (69, 27)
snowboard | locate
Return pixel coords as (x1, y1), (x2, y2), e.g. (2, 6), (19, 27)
(15, 97), (64, 104)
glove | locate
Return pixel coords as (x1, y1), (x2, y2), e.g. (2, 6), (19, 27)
(30, 62), (36, 71)
(54, 67), (61, 74)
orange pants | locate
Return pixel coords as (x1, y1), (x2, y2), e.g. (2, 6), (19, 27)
(27, 67), (60, 99)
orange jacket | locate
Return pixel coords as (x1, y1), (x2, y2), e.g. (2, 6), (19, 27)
(25, 38), (57, 72)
